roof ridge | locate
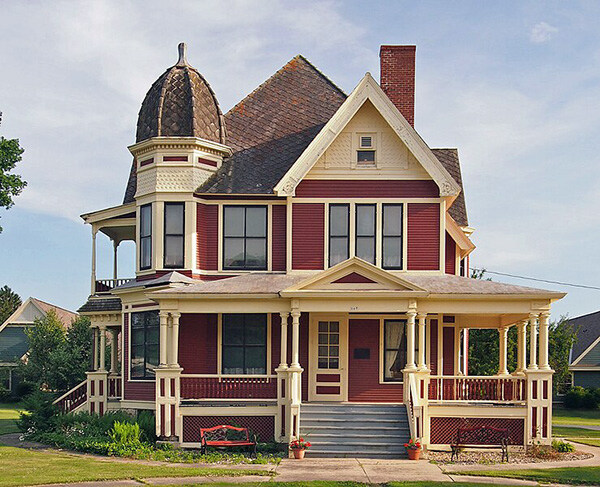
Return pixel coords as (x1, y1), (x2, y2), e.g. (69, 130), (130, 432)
(569, 309), (600, 321)
(30, 297), (77, 316)
(225, 55), (346, 118)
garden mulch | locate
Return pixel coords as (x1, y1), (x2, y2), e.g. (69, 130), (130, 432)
(428, 446), (592, 465)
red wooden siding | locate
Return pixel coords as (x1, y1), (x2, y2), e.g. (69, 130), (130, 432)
(442, 327), (455, 375)
(272, 205), (287, 271)
(122, 313), (155, 402)
(333, 272), (376, 284)
(445, 232), (456, 275)
(407, 203), (440, 270)
(197, 203), (218, 270)
(292, 204), (324, 270)
(348, 319), (403, 402)
(178, 314), (218, 374)
(429, 319), (438, 375)
(295, 180), (439, 198)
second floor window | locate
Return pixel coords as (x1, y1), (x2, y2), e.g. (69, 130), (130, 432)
(382, 204), (403, 269)
(223, 206), (267, 270)
(329, 204), (350, 267)
(131, 311), (159, 380)
(164, 203), (184, 268)
(140, 204), (152, 270)
(356, 204), (376, 264)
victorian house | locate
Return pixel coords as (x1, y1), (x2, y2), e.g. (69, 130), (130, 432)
(55, 44), (564, 457)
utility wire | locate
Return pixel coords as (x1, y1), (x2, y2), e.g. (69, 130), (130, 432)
(471, 268), (600, 291)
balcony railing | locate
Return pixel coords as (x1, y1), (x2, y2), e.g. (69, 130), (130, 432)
(428, 375), (526, 403)
(95, 278), (135, 294)
(180, 374), (277, 400)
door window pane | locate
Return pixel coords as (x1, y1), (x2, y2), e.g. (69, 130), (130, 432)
(223, 206), (267, 270)
(383, 320), (406, 382)
(222, 314), (267, 375)
(317, 321), (341, 369)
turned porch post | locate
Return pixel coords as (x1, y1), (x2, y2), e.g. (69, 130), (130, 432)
(538, 312), (551, 370)
(279, 312), (289, 368)
(528, 313), (539, 370)
(159, 311), (169, 367)
(498, 326), (509, 376)
(290, 309), (301, 368)
(110, 329), (119, 374)
(113, 240), (119, 280)
(169, 312), (180, 367)
(516, 320), (528, 374)
(91, 227), (98, 295)
(98, 325), (107, 372)
(405, 310), (417, 370)
(417, 314), (427, 370)
(93, 327), (99, 370)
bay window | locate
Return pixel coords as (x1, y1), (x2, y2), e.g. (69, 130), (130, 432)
(139, 204), (152, 270)
(164, 202), (184, 268)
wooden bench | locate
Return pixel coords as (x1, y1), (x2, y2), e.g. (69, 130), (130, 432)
(451, 425), (509, 462)
(200, 425), (257, 456)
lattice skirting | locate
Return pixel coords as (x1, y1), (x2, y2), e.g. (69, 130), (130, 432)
(182, 415), (275, 443)
(430, 417), (525, 445)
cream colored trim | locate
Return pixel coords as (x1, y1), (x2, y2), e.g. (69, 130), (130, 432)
(570, 366), (600, 371)
(273, 73), (461, 197)
(81, 202), (137, 224)
(286, 196), (293, 273)
(119, 400), (156, 410)
(293, 197), (441, 203)
(217, 204), (223, 272)
(439, 200), (446, 273)
(267, 205), (273, 272)
(446, 213), (476, 255)
(128, 136), (232, 158)
(378, 317), (408, 384)
(571, 334), (600, 367)
(185, 200), (195, 270)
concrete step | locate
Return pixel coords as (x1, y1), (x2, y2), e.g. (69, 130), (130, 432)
(307, 434), (406, 445)
(307, 450), (407, 459)
(301, 419), (408, 429)
(302, 404), (406, 413)
(307, 441), (407, 453)
(302, 412), (407, 422)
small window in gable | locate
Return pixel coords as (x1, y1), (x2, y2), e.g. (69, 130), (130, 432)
(357, 133), (376, 166)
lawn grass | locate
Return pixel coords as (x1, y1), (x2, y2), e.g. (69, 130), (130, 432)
(186, 483), (515, 487)
(554, 425), (600, 438)
(454, 466), (600, 485)
(569, 438), (600, 447)
(553, 408), (600, 426)
(0, 403), (21, 435)
(0, 445), (271, 487)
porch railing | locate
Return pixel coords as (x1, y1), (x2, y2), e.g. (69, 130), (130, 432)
(107, 376), (122, 399)
(95, 278), (135, 294)
(428, 375), (526, 403)
(53, 379), (88, 413)
(180, 374), (277, 400)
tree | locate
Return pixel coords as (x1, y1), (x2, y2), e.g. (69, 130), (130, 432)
(0, 285), (21, 324)
(549, 316), (578, 394)
(0, 113), (27, 233)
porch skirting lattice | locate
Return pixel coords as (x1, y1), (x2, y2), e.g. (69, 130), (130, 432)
(429, 416), (525, 445)
(182, 415), (275, 443)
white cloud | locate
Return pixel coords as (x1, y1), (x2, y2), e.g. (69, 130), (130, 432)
(529, 22), (558, 44)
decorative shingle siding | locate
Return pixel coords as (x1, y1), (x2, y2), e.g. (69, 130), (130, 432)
(445, 232), (456, 275)
(295, 179), (438, 198)
(407, 203), (440, 270)
(348, 319), (403, 402)
(272, 205), (287, 271)
(292, 203), (324, 270)
(196, 203), (218, 270)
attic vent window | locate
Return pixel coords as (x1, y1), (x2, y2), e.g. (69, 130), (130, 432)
(360, 136), (372, 148)
(357, 134), (376, 166)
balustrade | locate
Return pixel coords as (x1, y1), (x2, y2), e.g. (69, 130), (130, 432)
(428, 375), (526, 403)
(180, 375), (277, 400)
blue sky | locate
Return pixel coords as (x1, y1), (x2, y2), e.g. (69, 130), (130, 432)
(0, 0), (599, 319)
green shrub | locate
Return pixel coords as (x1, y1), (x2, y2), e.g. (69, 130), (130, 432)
(14, 380), (35, 399)
(564, 386), (600, 409)
(136, 410), (156, 443)
(18, 390), (58, 434)
(552, 439), (575, 453)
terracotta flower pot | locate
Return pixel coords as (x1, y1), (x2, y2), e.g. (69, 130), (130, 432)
(292, 448), (306, 459)
(407, 448), (422, 460)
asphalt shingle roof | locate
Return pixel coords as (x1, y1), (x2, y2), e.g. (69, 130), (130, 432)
(568, 310), (600, 362)
(78, 298), (122, 314)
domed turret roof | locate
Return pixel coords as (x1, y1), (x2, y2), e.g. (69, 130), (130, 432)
(135, 43), (226, 144)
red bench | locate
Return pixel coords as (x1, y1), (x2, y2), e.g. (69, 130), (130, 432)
(451, 425), (510, 462)
(200, 425), (257, 456)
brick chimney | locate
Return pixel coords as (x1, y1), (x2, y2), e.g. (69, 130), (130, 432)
(379, 45), (416, 126)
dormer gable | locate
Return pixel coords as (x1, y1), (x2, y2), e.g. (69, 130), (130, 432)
(274, 73), (461, 198)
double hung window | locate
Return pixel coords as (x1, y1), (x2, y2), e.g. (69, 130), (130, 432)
(223, 206), (267, 270)
(329, 204), (350, 267)
(382, 204), (403, 269)
(355, 204), (376, 264)
(140, 204), (152, 270)
(164, 203), (184, 268)
(130, 311), (159, 379)
(222, 314), (267, 375)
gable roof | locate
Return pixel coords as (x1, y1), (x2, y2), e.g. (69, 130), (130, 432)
(568, 310), (600, 364)
(0, 297), (77, 334)
(432, 149), (468, 226)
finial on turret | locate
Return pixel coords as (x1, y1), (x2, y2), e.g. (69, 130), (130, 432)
(176, 42), (188, 66)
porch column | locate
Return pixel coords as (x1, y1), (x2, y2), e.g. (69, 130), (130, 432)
(516, 320), (528, 374)
(417, 314), (427, 370)
(290, 309), (301, 368)
(538, 312), (551, 370)
(93, 327), (99, 370)
(169, 313), (180, 367)
(498, 326), (509, 376)
(279, 312), (289, 368)
(528, 313), (538, 370)
(405, 310), (417, 371)
(110, 329), (119, 374)
(98, 325), (107, 372)
(91, 227), (98, 295)
(159, 311), (169, 367)
(113, 240), (119, 280)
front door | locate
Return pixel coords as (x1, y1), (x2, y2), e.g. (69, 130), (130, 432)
(308, 314), (348, 401)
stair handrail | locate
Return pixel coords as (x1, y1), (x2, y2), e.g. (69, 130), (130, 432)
(407, 373), (422, 441)
(53, 379), (87, 406)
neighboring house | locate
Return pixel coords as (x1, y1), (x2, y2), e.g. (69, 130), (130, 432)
(568, 311), (600, 388)
(0, 297), (77, 391)
(61, 43), (564, 456)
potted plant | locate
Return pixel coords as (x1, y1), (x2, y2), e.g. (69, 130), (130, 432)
(404, 438), (422, 460)
(289, 437), (311, 459)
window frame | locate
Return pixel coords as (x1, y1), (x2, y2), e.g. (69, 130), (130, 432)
(139, 204), (152, 271)
(130, 311), (159, 381)
(382, 318), (407, 383)
(355, 203), (377, 264)
(328, 203), (350, 267)
(163, 202), (185, 269)
(381, 203), (404, 270)
(222, 205), (268, 271)
(221, 313), (268, 375)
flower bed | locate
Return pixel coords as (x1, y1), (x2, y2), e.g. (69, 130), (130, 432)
(428, 445), (592, 465)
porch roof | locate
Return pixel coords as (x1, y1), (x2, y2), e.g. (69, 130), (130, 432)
(151, 271), (564, 299)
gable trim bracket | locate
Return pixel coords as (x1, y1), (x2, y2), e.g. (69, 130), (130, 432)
(273, 72), (462, 198)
